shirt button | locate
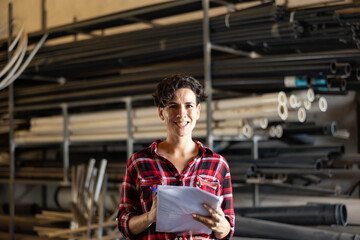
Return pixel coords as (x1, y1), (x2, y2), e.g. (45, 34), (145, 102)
(178, 177), (182, 182)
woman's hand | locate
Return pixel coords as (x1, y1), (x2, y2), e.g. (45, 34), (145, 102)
(128, 194), (158, 235)
(147, 194), (158, 223)
(192, 203), (230, 239)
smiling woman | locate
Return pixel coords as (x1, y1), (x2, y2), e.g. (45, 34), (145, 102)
(158, 87), (200, 139)
(117, 74), (235, 240)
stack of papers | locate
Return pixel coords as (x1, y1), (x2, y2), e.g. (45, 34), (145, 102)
(156, 185), (223, 234)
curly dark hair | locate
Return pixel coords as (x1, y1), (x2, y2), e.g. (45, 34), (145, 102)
(153, 74), (208, 108)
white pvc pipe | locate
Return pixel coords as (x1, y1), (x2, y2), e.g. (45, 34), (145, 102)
(277, 104), (288, 121)
(216, 119), (245, 128)
(303, 100), (311, 110)
(241, 124), (254, 139)
(0, 20), (26, 79)
(286, 107), (306, 123)
(293, 89), (315, 102)
(71, 132), (128, 142)
(268, 126), (277, 138)
(288, 94), (300, 109)
(248, 118), (268, 129)
(213, 104), (286, 121)
(133, 115), (162, 126)
(133, 106), (157, 118)
(214, 91), (287, 110)
(318, 96), (328, 112)
(308, 97), (328, 113)
(30, 110), (127, 125)
(274, 125), (283, 138)
(213, 124), (253, 139)
(1, 32), (48, 90)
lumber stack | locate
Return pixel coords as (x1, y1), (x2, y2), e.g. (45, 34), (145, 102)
(34, 159), (121, 239)
(14, 89), (333, 144)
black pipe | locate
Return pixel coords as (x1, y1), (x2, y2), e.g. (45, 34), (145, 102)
(281, 122), (337, 136)
(235, 203), (347, 226)
(5, 2), (356, 80)
(227, 155), (328, 170)
(330, 60), (352, 77)
(327, 78), (347, 92)
(222, 145), (344, 158)
(1, 203), (41, 216)
(234, 216), (359, 240)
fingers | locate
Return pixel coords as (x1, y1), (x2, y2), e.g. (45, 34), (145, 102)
(192, 204), (221, 229)
(192, 204), (231, 239)
(202, 204), (221, 222)
(192, 213), (216, 229)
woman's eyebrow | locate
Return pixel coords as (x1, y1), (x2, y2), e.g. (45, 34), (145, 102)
(168, 101), (178, 105)
(168, 101), (196, 105)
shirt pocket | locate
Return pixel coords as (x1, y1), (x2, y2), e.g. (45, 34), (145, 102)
(195, 175), (220, 196)
(139, 176), (163, 212)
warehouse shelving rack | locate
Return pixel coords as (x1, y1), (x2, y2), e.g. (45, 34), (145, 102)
(202, 0), (264, 206)
(4, 1), (244, 238)
(5, 0), (359, 238)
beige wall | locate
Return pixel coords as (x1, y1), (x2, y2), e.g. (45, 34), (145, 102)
(0, 0), (168, 41)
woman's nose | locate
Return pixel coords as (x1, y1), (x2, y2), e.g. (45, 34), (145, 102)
(176, 105), (186, 118)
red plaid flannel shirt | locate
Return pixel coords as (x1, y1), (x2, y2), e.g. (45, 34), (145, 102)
(117, 139), (234, 240)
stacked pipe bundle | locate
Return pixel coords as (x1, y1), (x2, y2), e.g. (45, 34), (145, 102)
(0, 3), (358, 110)
(235, 203), (348, 226)
(14, 88), (330, 144)
(235, 216), (359, 240)
(0, 2), (357, 83)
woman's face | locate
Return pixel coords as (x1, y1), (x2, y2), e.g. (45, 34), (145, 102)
(158, 88), (200, 138)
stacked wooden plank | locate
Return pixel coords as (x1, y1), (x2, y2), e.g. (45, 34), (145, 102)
(34, 159), (121, 239)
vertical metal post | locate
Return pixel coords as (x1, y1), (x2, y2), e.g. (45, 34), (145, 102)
(202, 0), (213, 149)
(8, 3), (15, 239)
(252, 135), (261, 206)
(62, 104), (70, 184)
(126, 98), (134, 159)
(41, 0), (47, 30)
(73, 17), (78, 41)
(97, 173), (108, 238)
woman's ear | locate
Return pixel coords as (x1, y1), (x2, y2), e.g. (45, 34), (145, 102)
(158, 107), (165, 120)
(196, 104), (200, 120)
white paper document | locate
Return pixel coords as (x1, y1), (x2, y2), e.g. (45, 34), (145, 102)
(155, 185), (223, 235)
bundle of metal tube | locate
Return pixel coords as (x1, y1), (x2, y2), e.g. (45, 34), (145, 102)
(0, 51), (353, 110)
(234, 216), (360, 240)
(234, 203), (348, 226)
(221, 144), (344, 159)
(226, 155), (328, 170)
(329, 153), (360, 168)
(0, 2), (358, 83)
(234, 193), (360, 225)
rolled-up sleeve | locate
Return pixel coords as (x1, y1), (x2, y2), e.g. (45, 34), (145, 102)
(117, 156), (139, 239)
(220, 159), (235, 239)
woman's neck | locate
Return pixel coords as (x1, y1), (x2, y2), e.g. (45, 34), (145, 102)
(162, 136), (196, 155)
(159, 138), (198, 174)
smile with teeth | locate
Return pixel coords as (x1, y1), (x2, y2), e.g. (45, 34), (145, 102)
(176, 121), (189, 127)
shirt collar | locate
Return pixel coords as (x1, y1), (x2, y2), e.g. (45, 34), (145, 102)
(150, 139), (206, 158)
